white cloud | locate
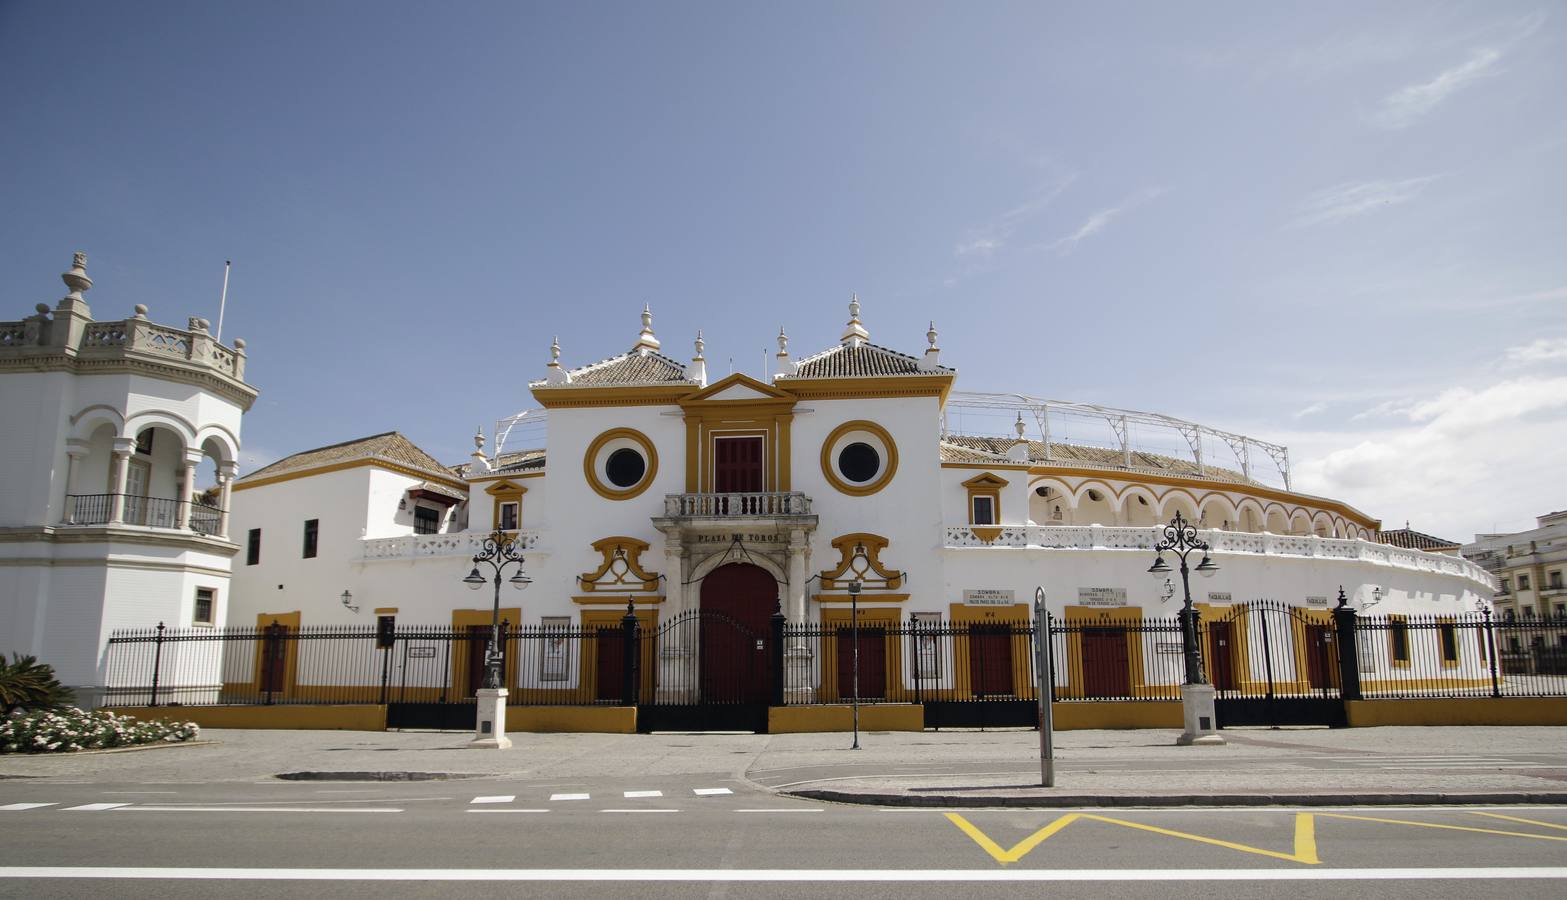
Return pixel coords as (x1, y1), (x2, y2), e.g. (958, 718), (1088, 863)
(1049, 187), (1168, 253)
(1291, 402), (1328, 419)
(1374, 47), (1502, 128)
(952, 170), (1077, 261)
(1290, 176), (1441, 227)
(1504, 337), (1567, 365)
(1290, 373), (1567, 538)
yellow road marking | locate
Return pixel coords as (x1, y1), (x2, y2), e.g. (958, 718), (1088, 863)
(1469, 812), (1567, 833)
(944, 812), (1319, 866)
(1321, 813), (1567, 842)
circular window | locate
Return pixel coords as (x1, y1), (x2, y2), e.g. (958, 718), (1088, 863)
(837, 442), (880, 483)
(605, 448), (645, 488)
(820, 420), (898, 496)
(583, 428), (658, 500)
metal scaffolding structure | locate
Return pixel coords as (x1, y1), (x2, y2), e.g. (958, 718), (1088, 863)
(493, 408), (549, 458)
(942, 391), (1292, 490)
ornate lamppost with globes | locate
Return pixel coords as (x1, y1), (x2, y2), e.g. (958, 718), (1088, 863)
(461, 530), (531, 749)
(1147, 511), (1225, 745)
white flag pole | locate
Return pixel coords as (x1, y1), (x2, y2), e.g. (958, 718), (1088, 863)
(215, 260), (231, 341)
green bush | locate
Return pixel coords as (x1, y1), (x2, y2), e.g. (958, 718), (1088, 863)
(0, 654), (74, 714)
(2, 707), (199, 753)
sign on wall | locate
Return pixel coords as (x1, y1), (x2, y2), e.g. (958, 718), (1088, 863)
(407, 646), (437, 659)
(1305, 595), (1331, 607)
(1207, 592), (1232, 605)
(1077, 587), (1128, 607)
(963, 589), (1015, 606)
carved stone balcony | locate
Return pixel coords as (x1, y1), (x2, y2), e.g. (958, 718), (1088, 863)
(663, 491), (812, 518)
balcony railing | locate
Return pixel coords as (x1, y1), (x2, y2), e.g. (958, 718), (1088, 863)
(63, 494), (226, 536)
(943, 524), (1497, 590)
(361, 530), (544, 561)
(663, 491), (813, 518)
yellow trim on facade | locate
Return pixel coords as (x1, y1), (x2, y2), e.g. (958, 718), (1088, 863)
(578, 536), (661, 592)
(234, 458), (468, 493)
(961, 473), (1007, 541)
(450, 607), (522, 692)
(817, 533), (904, 590)
(819, 420), (899, 497)
(776, 374), (955, 404)
(676, 374), (798, 493)
(582, 427), (659, 500)
(253, 611), (302, 696)
(814, 592), (910, 604)
(817, 607), (907, 703)
(940, 461), (1033, 471)
(572, 594), (665, 605)
(373, 607), (399, 614)
(768, 704), (923, 733)
(530, 384), (693, 409)
(467, 470), (546, 483)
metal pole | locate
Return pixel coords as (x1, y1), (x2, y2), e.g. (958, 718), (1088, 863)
(851, 587), (860, 750)
(215, 260), (230, 342)
(1034, 589), (1054, 787)
(487, 573), (502, 690)
(149, 622), (165, 707)
(1179, 557), (1201, 685)
(1484, 607), (1501, 698)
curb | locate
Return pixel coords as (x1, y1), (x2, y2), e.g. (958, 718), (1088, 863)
(784, 789), (1567, 808)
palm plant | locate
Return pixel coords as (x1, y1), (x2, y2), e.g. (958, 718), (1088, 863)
(0, 654), (75, 714)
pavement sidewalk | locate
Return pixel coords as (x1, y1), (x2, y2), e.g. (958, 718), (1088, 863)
(2, 724), (1564, 807)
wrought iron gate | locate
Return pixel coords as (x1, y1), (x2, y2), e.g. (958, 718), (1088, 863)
(635, 609), (774, 733)
(1209, 601), (1345, 727)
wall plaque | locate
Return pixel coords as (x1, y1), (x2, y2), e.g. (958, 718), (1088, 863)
(1077, 587), (1127, 607)
(1305, 595), (1330, 607)
(1207, 592), (1232, 605)
(963, 589), (1015, 606)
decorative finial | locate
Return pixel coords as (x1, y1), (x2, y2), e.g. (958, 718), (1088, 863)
(469, 425), (492, 473)
(633, 304), (661, 354)
(840, 293), (870, 347)
(777, 326), (788, 354)
(927, 320), (938, 349)
(686, 329), (708, 386)
(474, 426), (485, 451)
(133, 304), (148, 319)
(774, 326), (796, 378)
(61, 251), (93, 299)
(1015, 412), (1027, 438)
(693, 329), (705, 360)
(548, 336), (561, 366)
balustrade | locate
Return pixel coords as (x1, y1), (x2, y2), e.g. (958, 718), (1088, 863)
(63, 494), (226, 537)
(663, 491), (813, 518)
(361, 530), (544, 561)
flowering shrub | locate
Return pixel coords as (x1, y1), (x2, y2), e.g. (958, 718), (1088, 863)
(1, 707), (199, 754)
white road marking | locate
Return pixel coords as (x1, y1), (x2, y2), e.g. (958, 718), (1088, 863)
(315, 790), (376, 794)
(112, 807), (402, 813)
(2, 866), (1565, 881)
(550, 793), (589, 801)
(693, 788), (733, 796)
(0, 803), (57, 811)
(63, 803), (130, 811)
(466, 809), (549, 814)
(599, 809), (680, 813)
(623, 790), (663, 798)
(104, 791), (178, 795)
(1377, 764), (1548, 770)
(735, 809), (824, 813)
(470, 796), (516, 804)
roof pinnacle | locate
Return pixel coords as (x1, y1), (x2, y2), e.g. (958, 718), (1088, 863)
(633, 304), (661, 355)
(840, 293), (869, 347)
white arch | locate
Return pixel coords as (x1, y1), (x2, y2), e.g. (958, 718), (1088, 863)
(124, 410), (198, 449)
(67, 404), (125, 443)
(1027, 477), (1078, 509)
(1116, 484), (1159, 514)
(1156, 488), (1201, 521)
(195, 425), (240, 464)
(1197, 492), (1240, 530)
(688, 550), (787, 606)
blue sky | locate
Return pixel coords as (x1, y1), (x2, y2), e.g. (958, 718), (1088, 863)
(2, 1), (1563, 539)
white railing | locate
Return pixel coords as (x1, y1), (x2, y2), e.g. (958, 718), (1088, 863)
(943, 525), (1497, 589)
(361, 530), (544, 561)
(663, 492), (813, 517)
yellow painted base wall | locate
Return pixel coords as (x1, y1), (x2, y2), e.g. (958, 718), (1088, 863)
(1346, 698), (1567, 727)
(769, 705), (924, 733)
(1053, 701), (1184, 730)
(507, 706), (636, 734)
(102, 705), (387, 731)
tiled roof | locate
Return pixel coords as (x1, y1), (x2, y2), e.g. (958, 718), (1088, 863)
(1379, 528), (1461, 551)
(409, 481), (467, 502)
(531, 350), (695, 388)
(939, 441), (1015, 464)
(450, 449), (547, 479)
(242, 432), (453, 483)
(784, 342), (953, 379)
(942, 434), (1251, 483)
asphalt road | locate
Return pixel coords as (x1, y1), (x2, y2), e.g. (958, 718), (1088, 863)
(3, 776), (1565, 899)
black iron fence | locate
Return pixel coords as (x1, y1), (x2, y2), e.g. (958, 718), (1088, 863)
(63, 493), (224, 535)
(102, 606), (1567, 711)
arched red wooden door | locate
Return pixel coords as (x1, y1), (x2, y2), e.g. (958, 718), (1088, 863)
(698, 563), (777, 703)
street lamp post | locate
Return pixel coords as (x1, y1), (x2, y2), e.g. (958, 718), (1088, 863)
(848, 574), (862, 751)
(462, 530), (531, 749)
(1148, 511), (1224, 745)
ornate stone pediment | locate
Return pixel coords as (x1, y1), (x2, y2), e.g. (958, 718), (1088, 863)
(817, 532), (903, 591)
(579, 536), (660, 592)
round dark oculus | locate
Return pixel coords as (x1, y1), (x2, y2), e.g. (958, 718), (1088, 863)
(837, 442), (881, 483)
(605, 447), (646, 488)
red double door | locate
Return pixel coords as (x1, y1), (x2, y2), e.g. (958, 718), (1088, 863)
(698, 563), (775, 703)
(714, 437), (764, 493)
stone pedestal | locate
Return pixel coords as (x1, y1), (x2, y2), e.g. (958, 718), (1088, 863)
(1176, 683), (1226, 746)
(468, 688), (512, 749)
(784, 646), (816, 704)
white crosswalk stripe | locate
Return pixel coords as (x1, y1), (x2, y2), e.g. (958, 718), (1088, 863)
(622, 790), (662, 798)
(0, 803), (57, 811)
(693, 788), (733, 796)
(62, 803), (129, 811)
(550, 793), (590, 801)
(470, 796), (515, 804)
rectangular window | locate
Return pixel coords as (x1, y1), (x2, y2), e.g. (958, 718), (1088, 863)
(302, 518), (319, 559)
(1438, 622), (1459, 665)
(1389, 618), (1410, 665)
(246, 528), (261, 566)
(1550, 571), (1563, 590)
(1519, 574), (1531, 590)
(414, 505), (440, 535)
(376, 615), (396, 650)
(498, 501), (519, 531)
(1500, 578), (1511, 594)
(540, 616), (571, 681)
(193, 588), (215, 626)
(971, 495), (995, 525)
(1556, 603), (1565, 619)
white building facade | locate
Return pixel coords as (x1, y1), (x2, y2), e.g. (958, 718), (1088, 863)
(0, 253), (255, 703)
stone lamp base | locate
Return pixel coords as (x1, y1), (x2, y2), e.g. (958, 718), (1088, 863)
(468, 687), (513, 749)
(1177, 683), (1226, 746)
